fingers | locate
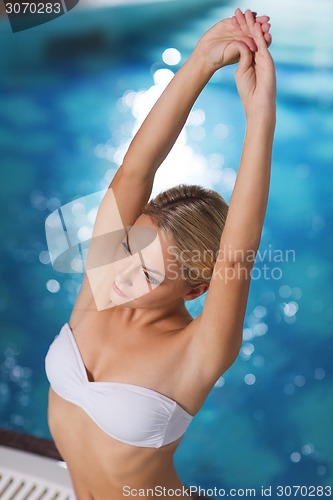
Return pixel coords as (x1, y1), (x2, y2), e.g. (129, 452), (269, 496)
(235, 7), (248, 33)
(242, 36), (258, 53)
(234, 7), (271, 44)
(264, 32), (272, 47)
(256, 15), (270, 23)
(231, 15), (241, 30)
(260, 22), (271, 34)
(233, 41), (253, 72)
(244, 9), (256, 30)
(253, 21), (268, 52)
(235, 7), (270, 22)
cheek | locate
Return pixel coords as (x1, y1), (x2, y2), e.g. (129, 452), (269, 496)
(128, 278), (159, 303)
(135, 281), (167, 303)
(132, 274), (152, 297)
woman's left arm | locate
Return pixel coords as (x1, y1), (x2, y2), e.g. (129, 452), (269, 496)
(186, 13), (276, 382)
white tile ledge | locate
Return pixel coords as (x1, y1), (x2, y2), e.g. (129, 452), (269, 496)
(0, 445), (75, 499)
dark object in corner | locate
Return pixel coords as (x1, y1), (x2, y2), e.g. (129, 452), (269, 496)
(0, 428), (63, 461)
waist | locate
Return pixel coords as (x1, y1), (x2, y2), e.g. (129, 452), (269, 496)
(48, 387), (183, 489)
(63, 441), (186, 499)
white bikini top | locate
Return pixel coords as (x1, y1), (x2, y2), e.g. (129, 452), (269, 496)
(44, 323), (193, 448)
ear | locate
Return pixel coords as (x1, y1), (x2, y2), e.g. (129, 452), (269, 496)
(183, 283), (209, 301)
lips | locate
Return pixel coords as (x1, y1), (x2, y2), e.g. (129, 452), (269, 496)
(112, 280), (128, 297)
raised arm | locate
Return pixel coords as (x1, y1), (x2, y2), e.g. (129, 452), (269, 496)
(81, 10), (272, 312)
(219, 21), (276, 261)
(186, 11), (276, 382)
(121, 12), (271, 178)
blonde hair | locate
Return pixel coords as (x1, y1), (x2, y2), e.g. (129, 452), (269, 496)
(142, 184), (229, 291)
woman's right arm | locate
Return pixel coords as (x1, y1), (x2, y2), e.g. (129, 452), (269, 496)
(85, 45), (218, 252)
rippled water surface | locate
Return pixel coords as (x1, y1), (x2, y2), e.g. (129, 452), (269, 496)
(0, 0), (332, 494)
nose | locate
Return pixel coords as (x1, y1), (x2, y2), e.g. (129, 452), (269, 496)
(115, 259), (139, 285)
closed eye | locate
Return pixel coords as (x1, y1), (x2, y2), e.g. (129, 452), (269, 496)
(121, 241), (159, 285)
(121, 241), (130, 254)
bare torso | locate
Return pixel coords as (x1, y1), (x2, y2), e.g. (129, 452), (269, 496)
(47, 278), (212, 499)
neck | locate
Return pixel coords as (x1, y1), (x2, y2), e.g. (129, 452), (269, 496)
(114, 299), (191, 331)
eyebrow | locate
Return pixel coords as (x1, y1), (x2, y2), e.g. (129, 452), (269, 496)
(126, 232), (164, 277)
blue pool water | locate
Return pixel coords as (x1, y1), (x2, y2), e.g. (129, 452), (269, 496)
(0, 0), (332, 495)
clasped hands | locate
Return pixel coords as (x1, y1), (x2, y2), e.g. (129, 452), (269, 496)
(195, 7), (271, 70)
(194, 7), (276, 119)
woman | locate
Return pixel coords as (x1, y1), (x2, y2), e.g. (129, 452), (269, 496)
(45, 8), (276, 500)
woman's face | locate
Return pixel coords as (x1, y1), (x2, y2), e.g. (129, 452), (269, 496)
(109, 214), (187, 309)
